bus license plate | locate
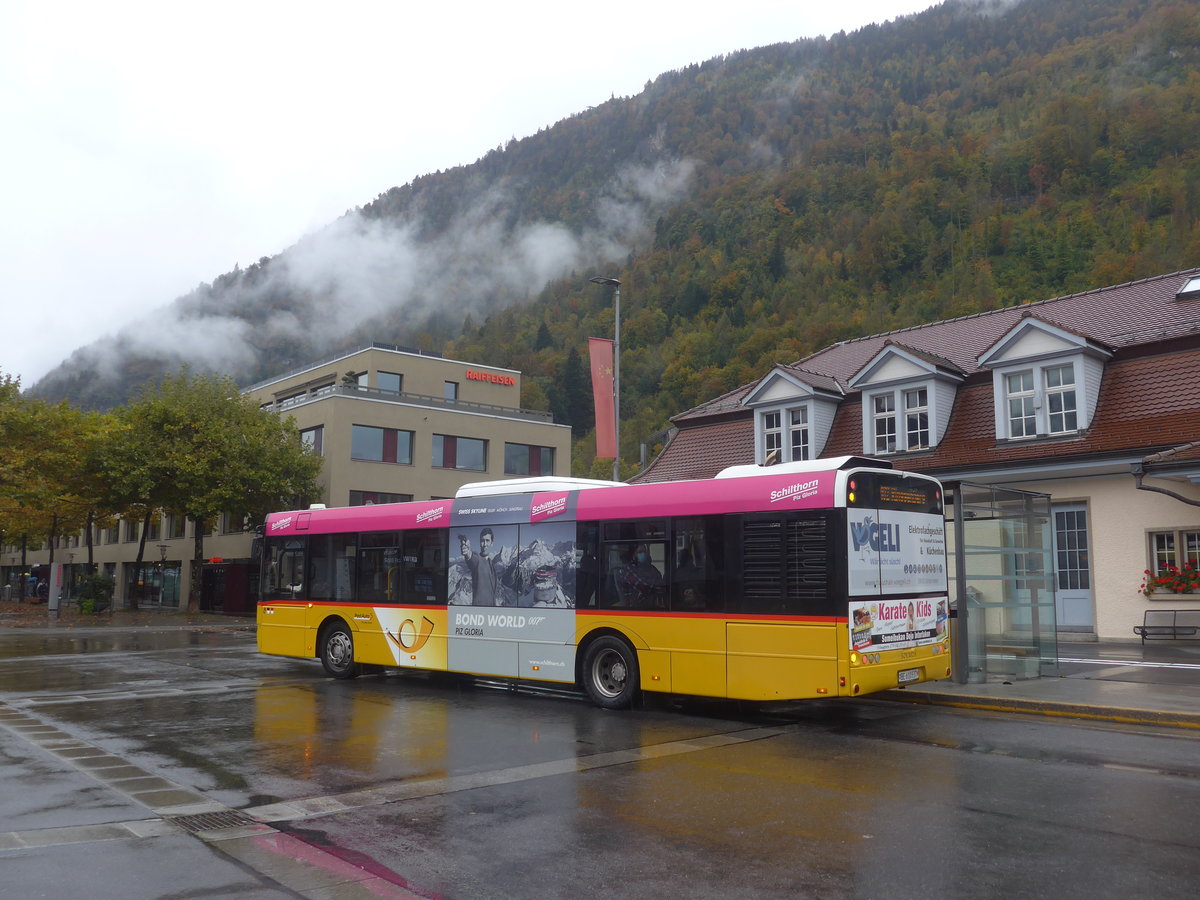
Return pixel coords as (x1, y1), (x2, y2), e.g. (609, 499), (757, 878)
(897, 668), (921, 685)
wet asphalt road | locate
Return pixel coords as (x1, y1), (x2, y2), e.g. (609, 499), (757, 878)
(3, 625), (1200, 899)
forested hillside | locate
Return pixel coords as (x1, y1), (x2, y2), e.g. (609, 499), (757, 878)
(31, 0), (1200, 475)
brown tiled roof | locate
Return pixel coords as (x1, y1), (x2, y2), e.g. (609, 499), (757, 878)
(653, 347), (1200, 482)
(643, 269), (1200, 482)
(636, 418), (754, 483)
(676, 268), (1200, 424)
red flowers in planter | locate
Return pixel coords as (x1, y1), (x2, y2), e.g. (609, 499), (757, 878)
(1142, 564), (1200, 596)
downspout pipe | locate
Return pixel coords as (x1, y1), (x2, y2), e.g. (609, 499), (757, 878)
(1132, 441), (1200, 508)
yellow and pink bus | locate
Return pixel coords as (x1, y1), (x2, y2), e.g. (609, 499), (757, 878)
(257, 456), (951, 708)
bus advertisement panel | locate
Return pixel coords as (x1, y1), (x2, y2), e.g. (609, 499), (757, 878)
(846, 508), (947, 596)
(849, 596), (950, 652)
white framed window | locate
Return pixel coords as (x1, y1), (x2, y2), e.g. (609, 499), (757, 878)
(904, 388), (929, 450)
(758, 406), (813, 464)
(1045, 364), (1077, 433)
(1005, 371), (1037, 438)
(1001, 363), (1079, 440)
(862, 386), (939, 455)
(872, 394), (896, 453)
(763, 411), (783, 461)
(789, 408), (809, 461)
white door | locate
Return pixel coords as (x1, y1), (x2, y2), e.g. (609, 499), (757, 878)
(1053, 504), (1094, 632)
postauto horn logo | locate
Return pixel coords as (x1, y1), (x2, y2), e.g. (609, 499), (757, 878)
(387, 616), (436, 653)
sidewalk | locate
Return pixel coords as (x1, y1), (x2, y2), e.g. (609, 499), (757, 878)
(884, 640), (1200, 729)
(0, 599), (255, 632)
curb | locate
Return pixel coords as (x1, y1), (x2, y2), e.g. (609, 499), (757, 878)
(880, 688), (1200, 730)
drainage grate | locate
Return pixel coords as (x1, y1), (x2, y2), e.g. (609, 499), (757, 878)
(170, 810), (259, 833)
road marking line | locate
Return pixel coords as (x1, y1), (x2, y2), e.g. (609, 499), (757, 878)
(246, 725), (788, 825)
(1059, 657), (1200, 671)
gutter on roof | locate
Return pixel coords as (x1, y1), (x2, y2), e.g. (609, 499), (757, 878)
(1132, 441), (1200, 509)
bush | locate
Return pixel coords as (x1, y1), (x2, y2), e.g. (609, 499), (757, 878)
(75, 573), (115, 613)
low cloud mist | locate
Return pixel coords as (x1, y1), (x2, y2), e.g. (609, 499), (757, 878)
(42, 157), (696, 399)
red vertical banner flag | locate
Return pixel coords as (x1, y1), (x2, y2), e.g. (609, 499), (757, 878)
(588, 337), (616, 458)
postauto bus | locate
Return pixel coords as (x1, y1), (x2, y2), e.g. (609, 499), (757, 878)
(257, 457), (950, 708)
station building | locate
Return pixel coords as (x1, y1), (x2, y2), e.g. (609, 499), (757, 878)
(638, 268), (1200, 665)
(3, 344), (571, 613)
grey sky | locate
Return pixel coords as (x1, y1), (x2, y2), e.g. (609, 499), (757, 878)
(0, 0), (936, 386)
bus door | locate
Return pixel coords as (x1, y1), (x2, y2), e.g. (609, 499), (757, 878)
(259, 537), (311, 657)
(665, 516), (727, 698)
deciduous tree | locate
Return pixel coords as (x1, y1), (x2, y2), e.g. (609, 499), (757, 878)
(117, 371), (322, 612)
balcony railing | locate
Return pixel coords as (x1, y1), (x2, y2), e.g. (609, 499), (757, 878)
(269, 384), (554, 422)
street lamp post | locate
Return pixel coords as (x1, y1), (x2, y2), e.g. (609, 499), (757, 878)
(590, 276), (621, 481)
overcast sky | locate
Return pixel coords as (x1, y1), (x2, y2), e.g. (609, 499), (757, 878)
(0, 0), (936, 387)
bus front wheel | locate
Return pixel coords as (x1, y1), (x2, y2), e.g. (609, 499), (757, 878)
(319, 620), (360, 679)
(581, 636), (639, 709)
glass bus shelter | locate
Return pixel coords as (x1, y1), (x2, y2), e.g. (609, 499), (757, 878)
(945, 482), (1058, 683)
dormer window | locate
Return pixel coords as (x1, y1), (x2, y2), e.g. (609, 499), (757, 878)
(979, 316), (1108, 443)
(1005, 372), (1037, 438)
(1045, 364), (1077, 432)
(850, 343), (963, 456)
(866, 385), (932, 454)
(789, 407), (811, 459)
(764, 411), (782, 458)
(872, 394), (897, 453)
(1003, 363), (1078, 439)
(743, 365), (843, 464)
(905, 387), (930, 449)
(764, 407), (811, 462)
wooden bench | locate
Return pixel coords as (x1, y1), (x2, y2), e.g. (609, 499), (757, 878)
(1133, 609), (1200, 643)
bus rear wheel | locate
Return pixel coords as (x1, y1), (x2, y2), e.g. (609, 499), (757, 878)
(320, 620), (360, 679)
(581, 636), (639, 709)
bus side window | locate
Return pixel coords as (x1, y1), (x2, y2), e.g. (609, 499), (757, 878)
(610, 541), (666, 609)
(575, 522), (600, 608)
(598, 520), (668, 609)
(600, 546), (626, 608)
(266, 538), (306, 600)
(402, 530), (447, 604)
(672, 516), (725, 612)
